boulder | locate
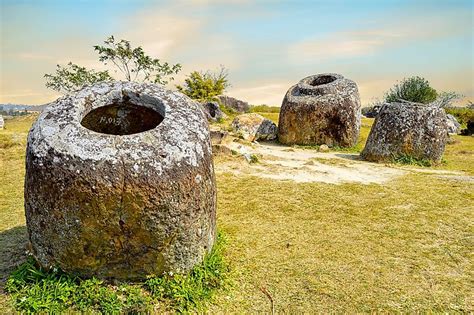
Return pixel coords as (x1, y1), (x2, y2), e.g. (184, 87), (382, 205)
(361, 104), (382, 118)
(231, 113), (278, 142)
(278, 73), (361, 147)
(361, 101), (448, 163)
(216, 95), (250, 113)
(446, 114), (461, 134)
(460, 120), (474, 136)
(201, 101), (226, 122)
(25, 81), (216, 280)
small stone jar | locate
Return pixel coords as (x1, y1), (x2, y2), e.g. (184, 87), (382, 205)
(278, 73), (361, 147)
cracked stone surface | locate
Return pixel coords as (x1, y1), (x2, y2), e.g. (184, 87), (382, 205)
(25, 81), (216, 280)
(278, 73), (361, 147)
(361, 101), (448, 163)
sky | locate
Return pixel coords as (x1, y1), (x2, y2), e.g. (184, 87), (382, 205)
(0, 0), (473, 106)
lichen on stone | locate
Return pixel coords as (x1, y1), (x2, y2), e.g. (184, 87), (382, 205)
(25, 81), (216, 280)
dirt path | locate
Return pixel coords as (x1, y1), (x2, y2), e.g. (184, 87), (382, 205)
(215, 142), (470, 185)
(215, 142), (405, 184)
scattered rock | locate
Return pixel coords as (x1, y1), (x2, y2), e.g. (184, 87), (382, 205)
(216, 95), (250, 113)
(278, 73), (361, 147)
(231, 113), (278, 142)
(460, 121), (474, 136)
(319, 144), (330, 152)
(361, 101), (448, 163)
(446, 136), (458, 145)
(446, 114), (461, 134)
(201, 101), (226, 122)
(361, 104), (382, 118)
(25, 81), (216, 280)
(210, 128), (229, 145)
(212, 144), (233, 156)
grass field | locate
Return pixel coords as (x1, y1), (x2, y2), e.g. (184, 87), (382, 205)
(1, 114), (473, 313)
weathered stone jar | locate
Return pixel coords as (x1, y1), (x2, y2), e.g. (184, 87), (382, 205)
(25, 81), (216, 280)
(361, 101), (448, 163)
(278, 73), (361, 147)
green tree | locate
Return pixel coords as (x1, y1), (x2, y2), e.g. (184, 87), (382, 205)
(385, 76), (438, 104)
(44, 62), (113, 93)
(44, 35), (181, 93)
(94, 35), (181, 84)
(176, 66), (229, 102)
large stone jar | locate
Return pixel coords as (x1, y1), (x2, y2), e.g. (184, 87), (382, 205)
(278, 73), (361, 147)
(25, 81), (216, 280)
(361, 101), (448, 163)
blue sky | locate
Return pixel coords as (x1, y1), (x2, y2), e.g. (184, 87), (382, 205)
(1, 0), (473, 105)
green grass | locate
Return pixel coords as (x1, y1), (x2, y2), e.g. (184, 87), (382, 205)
(145, 232), (229, 312)
(248, 105), (281, 113)
(392, 154), (434, 167)
(5, 233), (228, 314)
(1, 114), (473, 313)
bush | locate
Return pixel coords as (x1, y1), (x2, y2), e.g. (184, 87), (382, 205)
(445, 107), (474, 127)
(177, 66), (229, 102)
(385, 76), (437, 104)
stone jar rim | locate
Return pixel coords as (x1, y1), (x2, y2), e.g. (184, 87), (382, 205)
(296, 73), (344, 96)
(29, 81), (210, 167)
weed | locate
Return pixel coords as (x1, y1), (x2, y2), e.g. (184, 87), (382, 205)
(249, 154), (259, 164)
(392, 154), (432, 167)
(5, 233), (229, 314)
(146, 232), (229, 312)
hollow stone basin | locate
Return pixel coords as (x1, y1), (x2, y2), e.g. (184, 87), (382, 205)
(278, 73), (361, 147)
(25, 81), (216, 280)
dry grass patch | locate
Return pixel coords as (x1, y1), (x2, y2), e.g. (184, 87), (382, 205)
(212, 173), (473, 313)
(1, 114), (473, 313)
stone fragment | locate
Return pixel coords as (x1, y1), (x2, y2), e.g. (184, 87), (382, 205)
(362, 104), (382, 118)
(361, 101), (448, 163)
(201, 101), (226, 122)
(210, 128), (229, 145)
(278, 73), (361, 147)
(318, 144), (330, 152)
(216, 95), (250, 113)
(25, 81), (216, 280)
(231, 113), (277, 142)
(446, 114), (461, 134)
(211, 144), (233, 156)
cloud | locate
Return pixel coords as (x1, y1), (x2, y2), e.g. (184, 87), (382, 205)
(227, 82), (290, 106)
(1, 1), (471, 105)
(289, 12), (471, 62)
